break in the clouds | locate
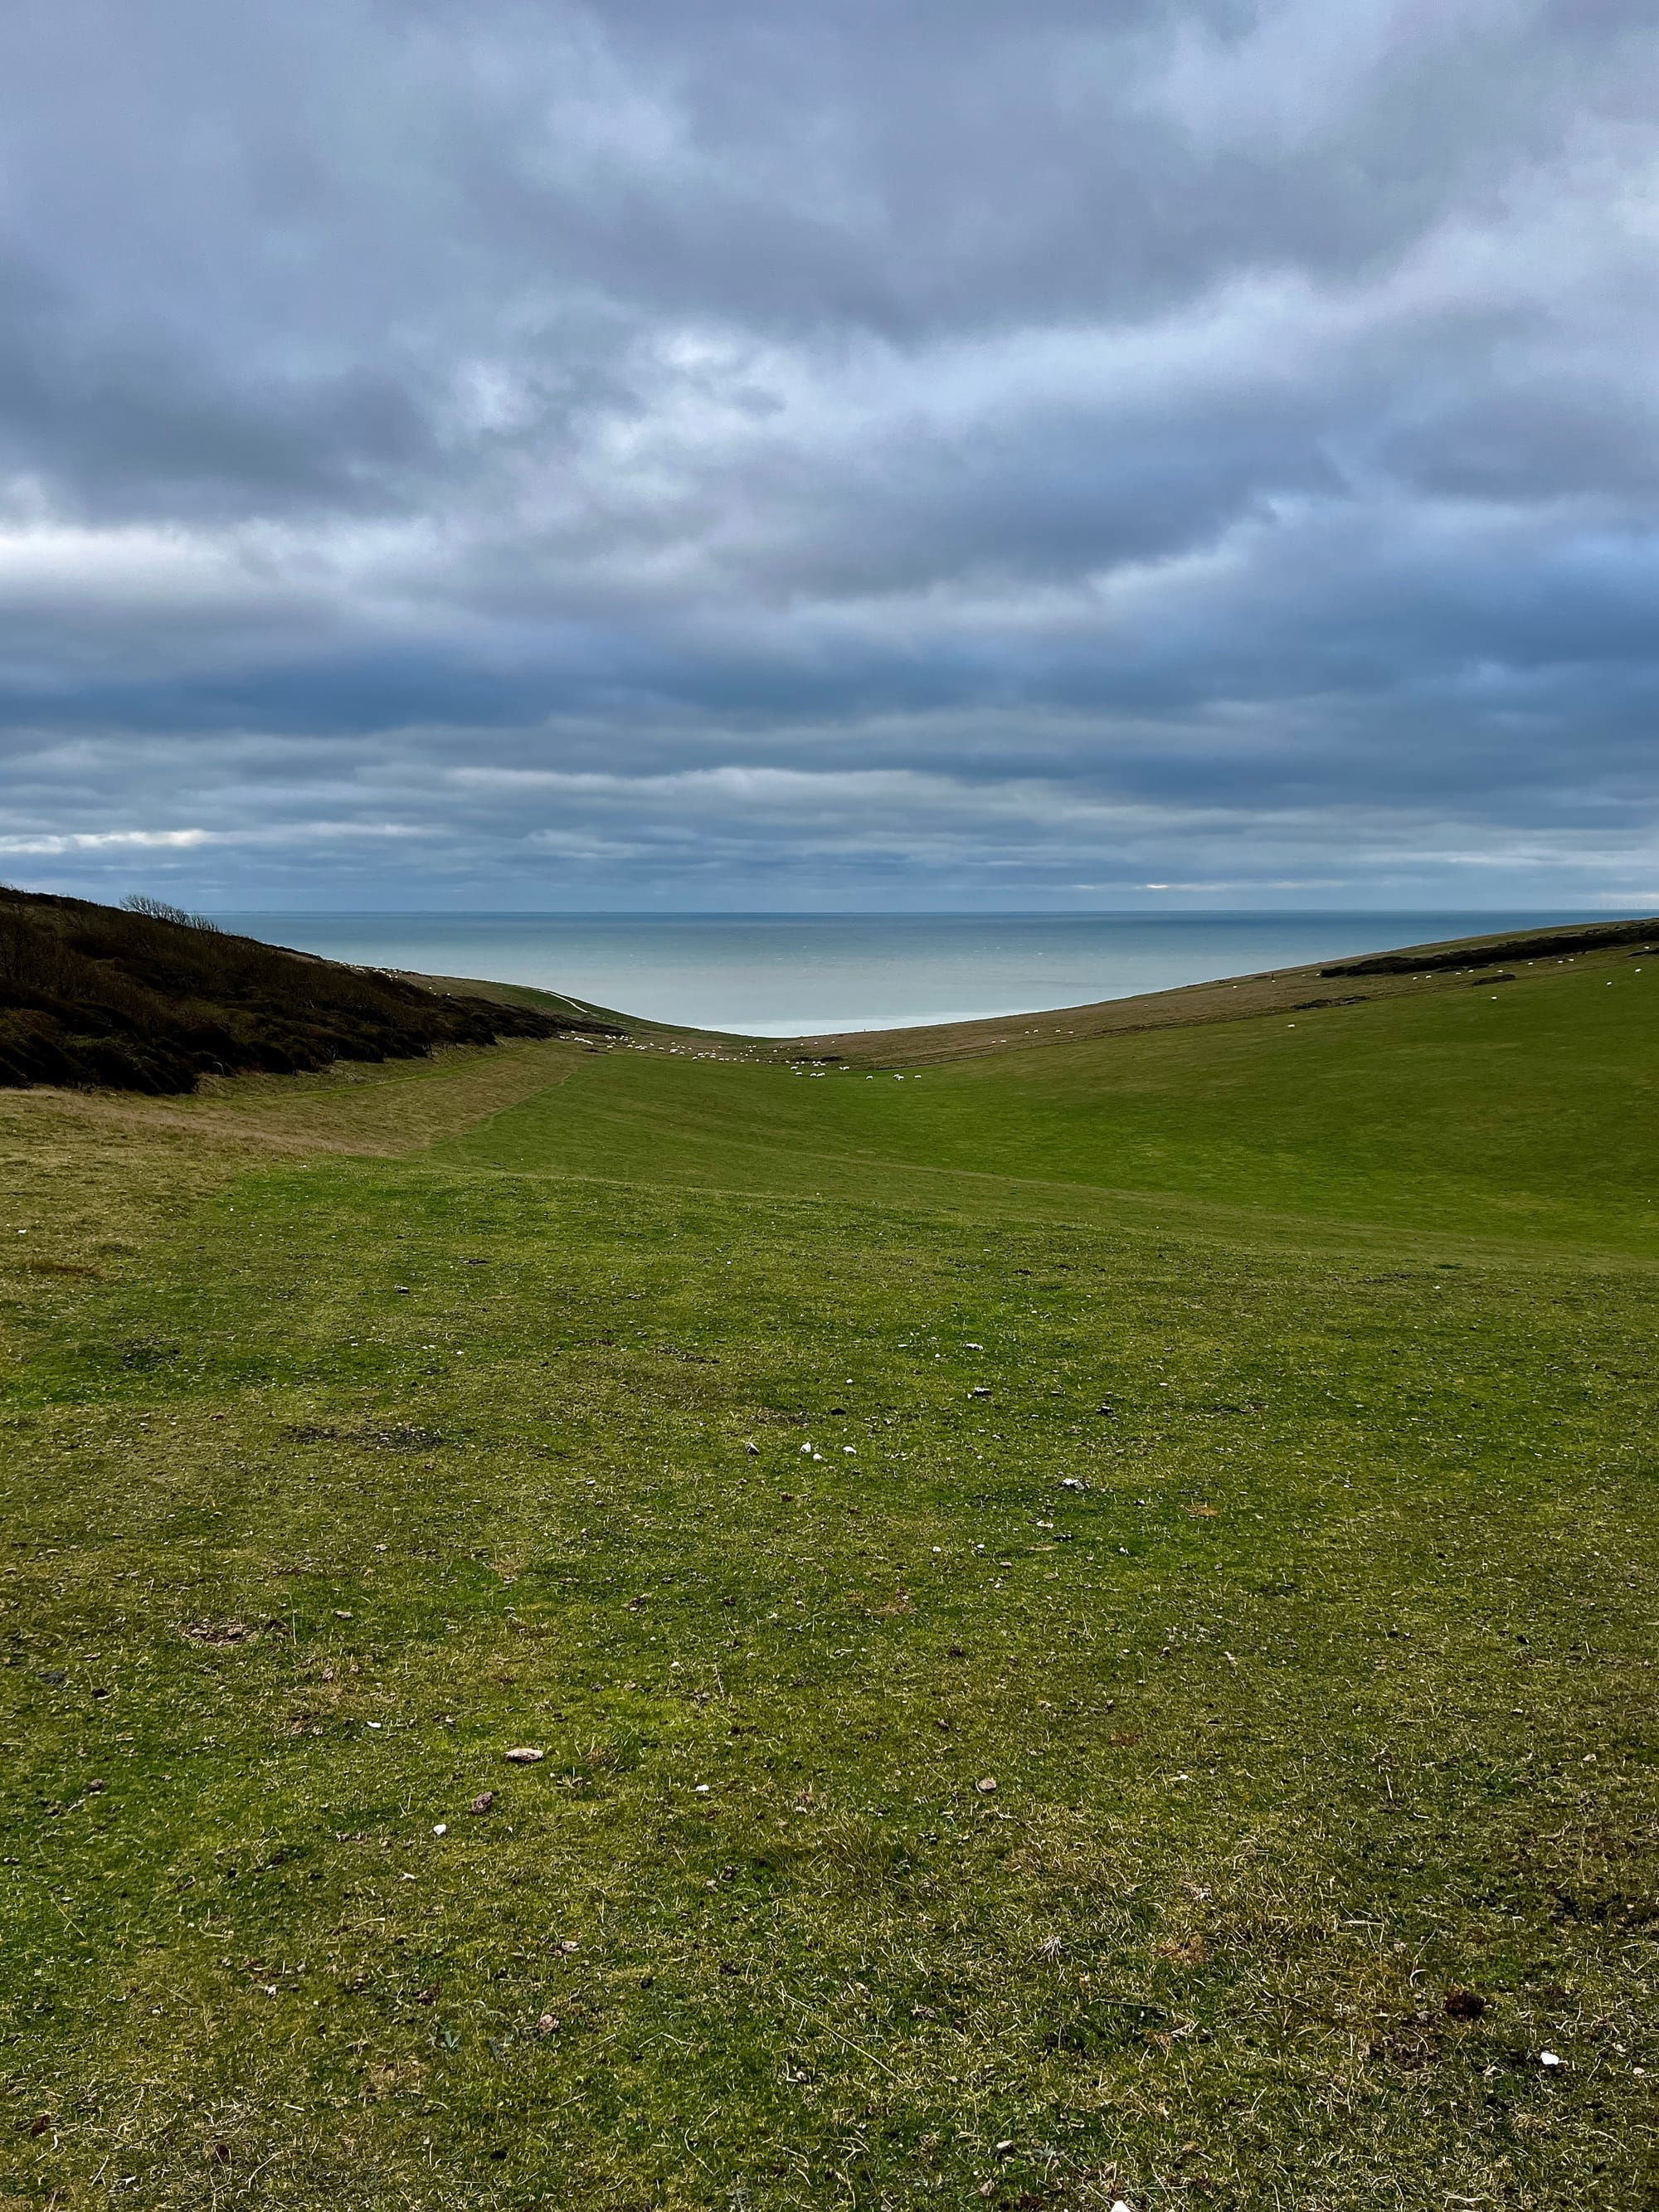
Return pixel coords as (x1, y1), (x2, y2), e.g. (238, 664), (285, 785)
(2, 0), (1659, 911)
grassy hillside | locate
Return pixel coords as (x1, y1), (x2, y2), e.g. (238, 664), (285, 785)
(798, 910), (1659, 1066)
(458, 937), (1659, 1253)
(2, 933), (1657, 2210)
(0, 888), (609, 1093)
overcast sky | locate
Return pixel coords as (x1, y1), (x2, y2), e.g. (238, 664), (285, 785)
(2, 0), (1657, 913)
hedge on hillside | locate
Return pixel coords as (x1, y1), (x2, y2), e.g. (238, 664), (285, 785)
(1321, 916), (1659, 979)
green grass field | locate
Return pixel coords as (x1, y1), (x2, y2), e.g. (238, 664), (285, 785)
(2, 943), (1657, 2208)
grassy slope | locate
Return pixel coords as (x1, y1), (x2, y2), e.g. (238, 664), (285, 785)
(2, 953), (1657, 2210)
(458, 948), (1659, 1253)
(791, 917), (1659, 1067)
(383, 971), (748, 1049)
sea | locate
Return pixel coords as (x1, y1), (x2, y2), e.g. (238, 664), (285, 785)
(209, 911), (1586, 1038)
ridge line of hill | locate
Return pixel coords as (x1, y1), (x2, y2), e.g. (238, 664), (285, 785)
(0, 886), (621, 1094)
(781, 911), (1659, 1066)
(5, 890), (1656, 1091)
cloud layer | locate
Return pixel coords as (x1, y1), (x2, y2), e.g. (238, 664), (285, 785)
(3, 0), (1658, 909)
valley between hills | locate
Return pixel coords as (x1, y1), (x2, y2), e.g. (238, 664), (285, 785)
(2, 910), (1657, 2209)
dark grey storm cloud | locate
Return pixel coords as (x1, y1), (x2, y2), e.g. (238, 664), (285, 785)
(2, 0), (1658, 908)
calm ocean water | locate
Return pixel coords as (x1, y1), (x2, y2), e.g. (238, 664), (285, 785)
(213, 912), (1579, 1036)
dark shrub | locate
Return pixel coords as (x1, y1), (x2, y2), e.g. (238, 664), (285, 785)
(0, 886), (613, 1094)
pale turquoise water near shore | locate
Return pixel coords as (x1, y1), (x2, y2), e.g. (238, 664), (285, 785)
(214, 911), (1586, 1036)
